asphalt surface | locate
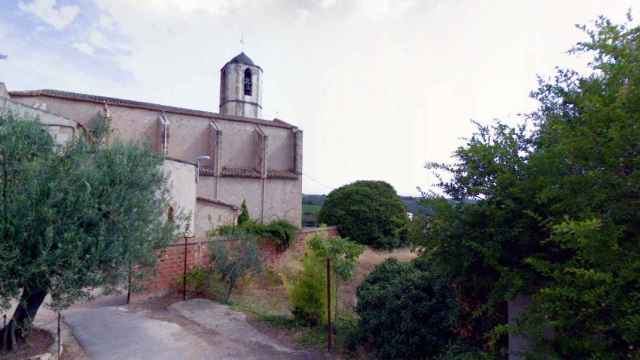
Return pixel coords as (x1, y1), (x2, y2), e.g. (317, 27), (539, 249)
(64, 305), (213, 360)
(63, 298), (316, 360)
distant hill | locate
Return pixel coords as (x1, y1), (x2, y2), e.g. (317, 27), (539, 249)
(303, 194), (432, 216)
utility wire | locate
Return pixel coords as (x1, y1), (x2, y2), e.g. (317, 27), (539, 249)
(301, 173), (333, 193)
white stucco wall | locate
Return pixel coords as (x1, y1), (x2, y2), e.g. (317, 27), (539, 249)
(195, 200), (237, 238)
(162, 159), (197, 236)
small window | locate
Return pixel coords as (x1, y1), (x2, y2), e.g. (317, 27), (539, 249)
(243, 68), (252, 96)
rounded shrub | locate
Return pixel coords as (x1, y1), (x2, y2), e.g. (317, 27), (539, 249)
(355, 258), (458, 359)
(318, 180), (409, 249)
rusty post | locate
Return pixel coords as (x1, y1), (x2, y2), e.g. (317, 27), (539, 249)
(127, 262), (132, 305)
(183, 235), (188, 301)
(326, 257), (332, 352)
(57, 312), (61, 359)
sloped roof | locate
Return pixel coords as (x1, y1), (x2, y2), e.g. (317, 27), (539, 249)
(224, 52), (260, 69)
(196, 197), (239, 211)
(8, 89), (294, 129)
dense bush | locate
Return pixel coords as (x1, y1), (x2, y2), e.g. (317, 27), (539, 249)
(318, 180), (409, 249)
(179, 266), (210, 295)
(217, 219), (298, 250)
(355, 259), (458, 359)
(288, 250), (330, 325)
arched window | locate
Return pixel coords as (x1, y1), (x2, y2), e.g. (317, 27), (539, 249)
(243, 68), (252, 96)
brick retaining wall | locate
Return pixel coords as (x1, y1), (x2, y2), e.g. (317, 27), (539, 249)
(131, 226), (338, 301)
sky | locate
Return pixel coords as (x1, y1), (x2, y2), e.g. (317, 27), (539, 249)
(0, 0), (637, 196)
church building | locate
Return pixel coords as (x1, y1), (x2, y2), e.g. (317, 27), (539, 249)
(1, 53), (303, 239)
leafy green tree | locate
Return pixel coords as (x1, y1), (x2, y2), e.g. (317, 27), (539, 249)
(307, 234), (364, 281)
(307, 234), (364, 322)
(0, 113), (180, 352)
(288, 233), (362, 325)
(209, 232), (262, 303)
(318, 181), (409, 249)
(237, 200), (250, 225)
(415, 14), (640, 357)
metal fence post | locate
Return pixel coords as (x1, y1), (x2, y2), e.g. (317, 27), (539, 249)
(183, 235), (188, 301)
(127, 262), (132, 305)
(57, 312), (62, 359)
(326, 257), (332, 352)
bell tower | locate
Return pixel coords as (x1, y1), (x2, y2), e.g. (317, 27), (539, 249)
(219, 52), (263, 118)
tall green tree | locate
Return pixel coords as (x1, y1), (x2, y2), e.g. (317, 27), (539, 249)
(318, 181), (409, 249)
(415, 14), (640, 357)
(0, 113), (181, 352)
(237, 199), (250, 225)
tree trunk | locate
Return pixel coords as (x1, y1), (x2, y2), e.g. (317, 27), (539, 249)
(0, 286), (47, 352)
(224, 278), (235, 304)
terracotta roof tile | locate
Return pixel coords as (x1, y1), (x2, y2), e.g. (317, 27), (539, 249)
(198, 166), (216, 176)
(221, 167), (261, 178)
(267, 170), (299, 179)
(199, 166), (300, 180)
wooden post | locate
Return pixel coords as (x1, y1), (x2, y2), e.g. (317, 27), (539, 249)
(183, 236), (188, 301)
(326, 257), (332, 352)
(57, 312), (62, 359)
(126, 263), (132, 305)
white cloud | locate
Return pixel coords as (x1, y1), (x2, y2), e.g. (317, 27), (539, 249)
(89, 29), (110, 49)
(358, 0), (416, 20)
(0, 21), (8, 39)
(18, 0), (80, 30)
(317, 0), (337, 9)
(98, 14), (116, 30)
(72, 42), (95, 55)
(295, 8), (311, 26)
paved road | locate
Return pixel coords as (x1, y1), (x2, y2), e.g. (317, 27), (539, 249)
(65, 305), (213, 360)
(64, 299), (316, 360)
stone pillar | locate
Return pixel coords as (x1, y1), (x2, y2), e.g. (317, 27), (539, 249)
(0, 82), (8, 99)
(293, 129), (303, 175)
(508, 294), (533, 360)
(255, 126), (268, 222)
(208, 120), (222, 199)
(157, 112), (170, 156)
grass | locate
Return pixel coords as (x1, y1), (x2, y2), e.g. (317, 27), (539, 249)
(256, 312), (359, 351)
(302, 204), (322, 214)
(208, 239), (417, 355)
